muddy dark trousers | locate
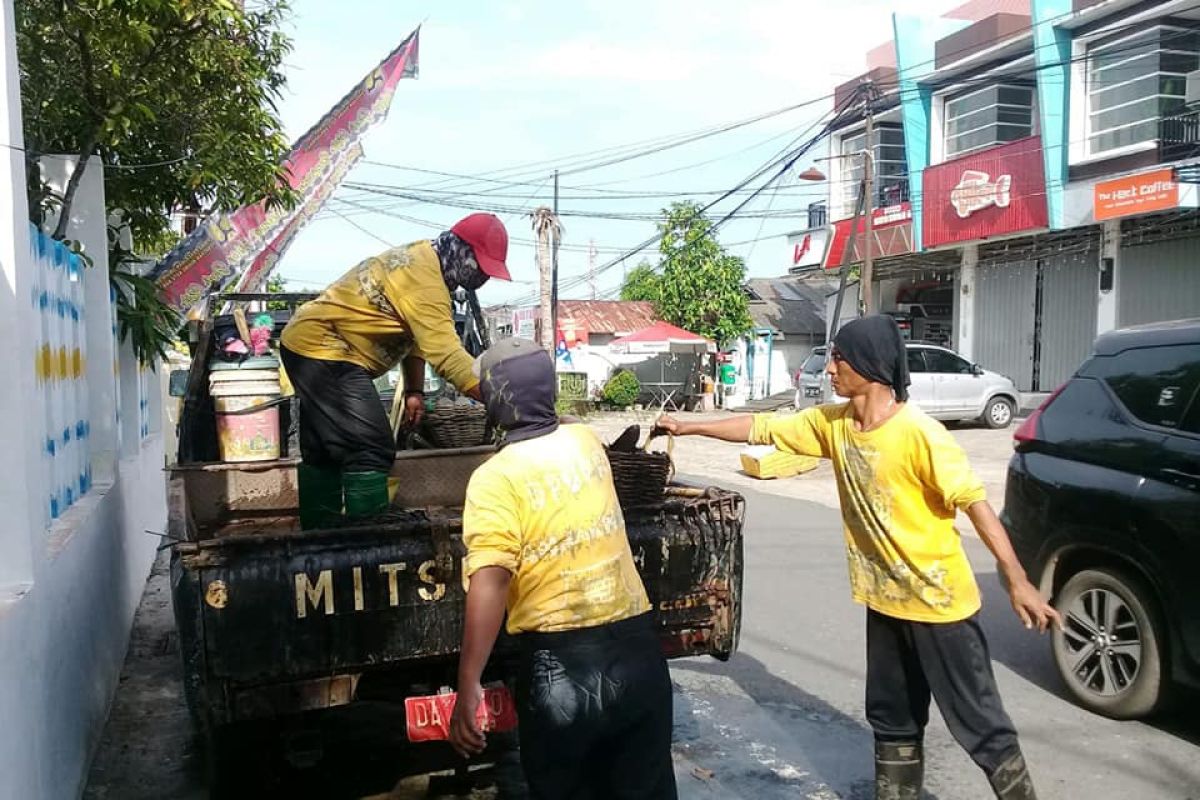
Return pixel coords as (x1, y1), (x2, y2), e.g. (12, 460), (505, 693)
(514, 612), (677, 800)
(280, 346), (393, 528)
(866, 609), (1036, 800)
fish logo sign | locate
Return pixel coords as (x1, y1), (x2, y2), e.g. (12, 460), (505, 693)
(950, 170), (1012, 218)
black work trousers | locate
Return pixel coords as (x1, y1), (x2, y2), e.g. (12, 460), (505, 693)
(514, 612), (677, 800)
(866, 609), (1021, 775)
(279, 346), (393, 473)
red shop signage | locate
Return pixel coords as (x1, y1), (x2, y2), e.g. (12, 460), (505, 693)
(822, 202), (914, 270)
(922, 136), (1048, 248)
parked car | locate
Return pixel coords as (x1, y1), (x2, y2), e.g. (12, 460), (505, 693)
(1002, 318), (1200, 719)
(798, 343), (1019, 428)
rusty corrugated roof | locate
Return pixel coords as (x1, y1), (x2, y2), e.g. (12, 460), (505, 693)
(556, 300), (658, 336)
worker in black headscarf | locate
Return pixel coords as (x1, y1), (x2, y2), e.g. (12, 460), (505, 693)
(449, 338), (675, 799)
(656, 315), (1057, 800)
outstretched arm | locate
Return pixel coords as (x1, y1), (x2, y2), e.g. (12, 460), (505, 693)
(966, 501), (1061, 633)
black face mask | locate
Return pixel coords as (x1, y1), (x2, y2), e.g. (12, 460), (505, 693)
(432, 231), (488, 292)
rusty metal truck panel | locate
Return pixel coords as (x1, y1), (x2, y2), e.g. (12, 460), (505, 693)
(171, 488), (742, 724)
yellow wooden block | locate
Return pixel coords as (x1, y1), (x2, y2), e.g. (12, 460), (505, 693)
(739, 445), (819, 480)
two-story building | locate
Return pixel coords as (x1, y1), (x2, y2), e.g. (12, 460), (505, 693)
(816, 0), (1200, 391)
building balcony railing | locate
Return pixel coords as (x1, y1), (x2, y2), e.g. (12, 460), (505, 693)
(877, 178), (911, 209)
(1159, 112), (1200, 163)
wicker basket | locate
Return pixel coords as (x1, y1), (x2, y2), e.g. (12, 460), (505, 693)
(425, 404), (489, 449)
(606, 446), (673, 509)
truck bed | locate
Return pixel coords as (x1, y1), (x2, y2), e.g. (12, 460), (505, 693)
(169, 457), (743, 726)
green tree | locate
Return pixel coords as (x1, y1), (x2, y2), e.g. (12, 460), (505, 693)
(18, 0), (296, 242)
(651, 202), (753, 347)
(265, 273), (290, 311)
(620, 260), (661, 303)
(17, 0), (296, 363)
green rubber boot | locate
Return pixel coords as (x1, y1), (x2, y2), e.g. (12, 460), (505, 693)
(297, 463), (343, 530)
(343, 471), (390, 521)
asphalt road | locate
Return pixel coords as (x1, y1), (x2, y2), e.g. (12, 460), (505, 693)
(670, 487), (1200, 800)
(83, 422), (1200, 799)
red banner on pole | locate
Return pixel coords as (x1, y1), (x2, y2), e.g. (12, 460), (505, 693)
(152, 28), (420, 313)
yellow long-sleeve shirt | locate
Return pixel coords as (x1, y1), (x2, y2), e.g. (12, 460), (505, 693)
(462, 424), (651, 634)
(280, 241), (478, 391)
(751, 404), (986, 623)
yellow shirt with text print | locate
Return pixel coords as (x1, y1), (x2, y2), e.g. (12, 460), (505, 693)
(280, 240), (478, 391)
(751, 404), (986, 623)
(462, 424), (651, 634)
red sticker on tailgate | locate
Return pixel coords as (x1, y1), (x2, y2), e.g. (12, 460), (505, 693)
(404, 686), (518, 742)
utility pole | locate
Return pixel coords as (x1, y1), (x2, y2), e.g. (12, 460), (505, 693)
(860, 83), (876, 316)
(551, 170), (560, 346)
(587, 239), (597, 300)
(532, 206), (554, 351)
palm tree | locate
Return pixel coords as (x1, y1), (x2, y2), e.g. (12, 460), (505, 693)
(530, 206), (561, 351)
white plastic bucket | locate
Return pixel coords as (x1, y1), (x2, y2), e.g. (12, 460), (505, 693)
(211, 376), (281, 462)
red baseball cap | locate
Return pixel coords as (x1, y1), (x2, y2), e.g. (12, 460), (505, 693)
(450, 213), (511, 281)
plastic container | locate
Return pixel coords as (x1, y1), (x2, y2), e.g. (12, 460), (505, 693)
(210, 375), (282, 462)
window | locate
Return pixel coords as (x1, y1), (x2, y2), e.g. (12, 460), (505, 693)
(923, 349), (973, 374)
(1099, 344), (1200, 430)
(1086, 24), (1200, 156)
(840, 123), (908, 214)
(807, 202), (827, 230)
(907, 349), (929, 373)
(944, 84), (1035, 159)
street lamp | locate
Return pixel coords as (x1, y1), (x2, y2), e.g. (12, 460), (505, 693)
(796, 166), (827, 182)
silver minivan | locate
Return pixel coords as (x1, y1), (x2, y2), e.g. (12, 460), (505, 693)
(797, 343), (1020, 428)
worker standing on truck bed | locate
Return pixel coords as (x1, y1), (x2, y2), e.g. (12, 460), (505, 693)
(448, 338), (677, 800)
(655, 315), (1059, 800)
(279, 213), (510, 528)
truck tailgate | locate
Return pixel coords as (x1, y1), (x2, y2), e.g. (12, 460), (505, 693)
(173, 488), (743, 688)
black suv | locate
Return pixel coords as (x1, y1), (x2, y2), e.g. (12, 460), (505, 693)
(1003, 319), (1200, 719)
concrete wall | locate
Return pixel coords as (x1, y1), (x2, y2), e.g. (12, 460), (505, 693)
(0, 440), (164, 799)
(0, 5), (166, 794)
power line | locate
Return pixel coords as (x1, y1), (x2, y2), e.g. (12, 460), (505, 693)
(505, 90), (864, 306)
(360, 94), (835, 193)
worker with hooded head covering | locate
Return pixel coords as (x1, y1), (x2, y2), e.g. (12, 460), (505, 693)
(656, 314), (1057, 800)
(280, 213), (511, 528)
(447, 338), (675, 799)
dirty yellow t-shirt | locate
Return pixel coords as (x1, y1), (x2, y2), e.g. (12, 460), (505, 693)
(751, 404), (985, 623)
(462, 424), (651, 634)
(280, 241), (478, 391)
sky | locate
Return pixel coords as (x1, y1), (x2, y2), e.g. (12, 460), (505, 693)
(269, 0), (930, 308)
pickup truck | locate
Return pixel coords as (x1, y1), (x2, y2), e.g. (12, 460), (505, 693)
(168, 297), (745, 797)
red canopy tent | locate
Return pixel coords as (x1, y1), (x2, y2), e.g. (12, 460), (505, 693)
(608, 321), (715, 354)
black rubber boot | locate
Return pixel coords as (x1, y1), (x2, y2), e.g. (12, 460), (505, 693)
(875, 739), (923, 800)
(297, 463), (343, 530)
(989, 751), (1038, 800)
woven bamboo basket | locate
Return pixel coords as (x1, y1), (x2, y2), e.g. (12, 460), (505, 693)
(606, 438), (674, 509)
(425, 404), (489, 449)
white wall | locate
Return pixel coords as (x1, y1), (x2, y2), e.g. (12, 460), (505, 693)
(0, 440), (164, 799)
(557, 344), (654, 399)
(0, 20), (167, 796)
(0, 0), (35, 588)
